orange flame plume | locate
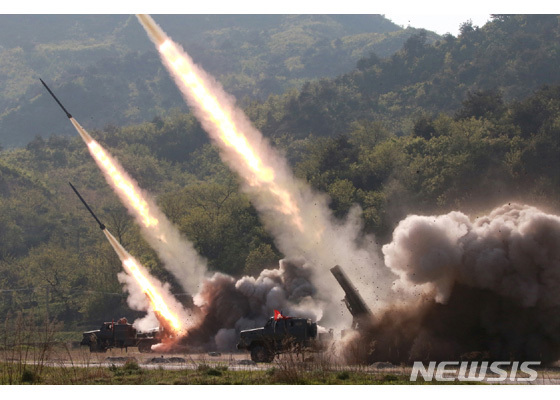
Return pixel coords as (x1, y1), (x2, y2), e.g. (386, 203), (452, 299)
(137, 14), (304, 232)
(103, 229), (184, 335)
(70, 117), (160, 230)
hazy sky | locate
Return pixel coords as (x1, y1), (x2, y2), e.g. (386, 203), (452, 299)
(2, 0), (555, 37)
(387, 14), (492, 36)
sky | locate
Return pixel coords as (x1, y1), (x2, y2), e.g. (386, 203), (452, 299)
(4, 1), (559, 38)
(387, 14), (492, 36)
(4, 0), (557, 29)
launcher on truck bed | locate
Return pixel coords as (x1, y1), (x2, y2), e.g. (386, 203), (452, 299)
(330, 265), (374, 330)
(80, 317), (161, 353)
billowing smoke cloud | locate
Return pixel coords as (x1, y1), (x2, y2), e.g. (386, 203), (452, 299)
(117, 271), (194, 334)
(384, 203), (560, 307)
(137, 15), (392, 328)
(183, 259), (325, 351)
(366, 203), (560, 364)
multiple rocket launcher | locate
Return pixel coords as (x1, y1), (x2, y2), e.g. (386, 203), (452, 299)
(40, 79), (374, 333)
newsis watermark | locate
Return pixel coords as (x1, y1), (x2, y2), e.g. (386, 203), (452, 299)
(410, 361), (541, 382)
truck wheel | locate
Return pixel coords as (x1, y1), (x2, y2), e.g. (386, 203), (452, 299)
(250, 346), (264, 362)
(90, 343), (107, 353)
(138, 341), (153, 353)
(251, 345), (273, 363)
(264, 351), (275, 363)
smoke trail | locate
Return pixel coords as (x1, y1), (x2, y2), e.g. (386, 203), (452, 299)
(69, 117), (208, 296)
(102, 228), (196, 335)
(363, 203), (560, 364)
(135, 17), (560, 363)
(137, 15), (390, 327)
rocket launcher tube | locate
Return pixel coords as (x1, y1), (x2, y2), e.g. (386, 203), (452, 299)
(39, 78), (72, 119)
(68, 182), (106, 230)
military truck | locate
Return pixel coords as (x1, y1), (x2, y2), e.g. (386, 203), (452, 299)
(237, 316), (318, 362)
(80, 318), (161, 353)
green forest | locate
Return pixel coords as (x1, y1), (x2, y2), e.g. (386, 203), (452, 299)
(0, 14), (432, 147)
(0, 14), (559, 336)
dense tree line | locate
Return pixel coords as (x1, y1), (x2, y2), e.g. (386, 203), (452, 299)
(1, 83), (558, 331)
(249, 15), (560, 139)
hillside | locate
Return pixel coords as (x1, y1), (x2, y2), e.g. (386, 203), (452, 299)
(0, 14), (558, 334)
(250, 15), (560, 139)
(0, 14), (434, 147)
(1, 81), (559, 330)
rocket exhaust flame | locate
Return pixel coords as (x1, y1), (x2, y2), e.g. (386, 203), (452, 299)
(40, 79), (208, 297)
(137, 15), (304, 232)
(69, 117), (159, 228)
(137, 15), (388, 326)
(87, 139), (159, 228)
(68, 182), (189, 336)
(103, 230), (185, 334)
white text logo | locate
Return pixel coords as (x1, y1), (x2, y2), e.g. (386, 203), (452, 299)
(410, 361), (540, 382)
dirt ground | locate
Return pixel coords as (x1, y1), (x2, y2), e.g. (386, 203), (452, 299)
(4, 344), (560, 384)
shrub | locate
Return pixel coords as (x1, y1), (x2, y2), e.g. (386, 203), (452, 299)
(123, 359), (140, 372)
(206, 368), (223, 376)
(337, 371), (350, 380)
(21, 369), (39, 383)
(382, 374), (399, 382)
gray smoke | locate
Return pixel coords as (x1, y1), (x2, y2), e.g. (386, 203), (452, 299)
(383, 203), (560, 307)
(367, 203), (560, 364)
(183, 258), (326, 351)
(136, 15), (389, 329)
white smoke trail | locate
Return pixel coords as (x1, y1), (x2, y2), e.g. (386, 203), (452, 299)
(69, 117), (208, 296)
(137, 15), (391, 327)
(103, 228), (196, 335)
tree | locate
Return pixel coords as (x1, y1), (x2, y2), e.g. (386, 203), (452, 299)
(403, 30), (428, 61)
(455, 89), (505, 121)
(244, 244), (279, 277)
(412, 115), (436, 139)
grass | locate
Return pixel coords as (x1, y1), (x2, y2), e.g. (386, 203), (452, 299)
(1, 361), (443, 385)
(0, 342), (473, 385)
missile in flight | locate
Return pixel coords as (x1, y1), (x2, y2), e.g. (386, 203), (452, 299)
(68, 182), (106, 230)
(39, 78), (72, 119)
